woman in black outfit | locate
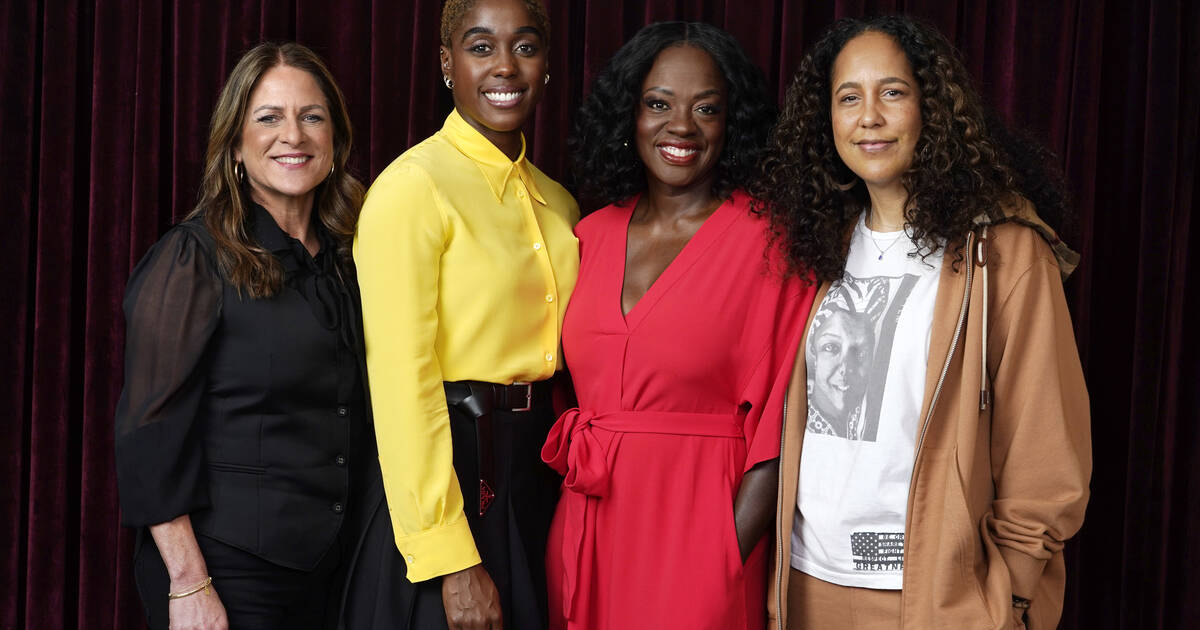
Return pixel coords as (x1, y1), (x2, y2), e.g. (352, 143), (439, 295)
(114, 42), (368, 630)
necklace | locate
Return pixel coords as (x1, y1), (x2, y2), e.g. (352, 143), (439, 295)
(866, 228), (905, 260)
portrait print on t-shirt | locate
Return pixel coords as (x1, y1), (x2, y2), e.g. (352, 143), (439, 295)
(805, 271), (920, 441)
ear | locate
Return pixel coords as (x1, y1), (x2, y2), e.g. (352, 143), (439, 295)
(439, 46), (452, 78)
(232, 147), (242, 163)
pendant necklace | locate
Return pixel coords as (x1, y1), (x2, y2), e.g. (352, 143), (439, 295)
(866, 228), (905, 260)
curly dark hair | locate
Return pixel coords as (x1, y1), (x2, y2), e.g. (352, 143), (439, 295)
(569, 21), (776, 209)
(441, 0), (550, 48)
(750, 15), (1068, 281)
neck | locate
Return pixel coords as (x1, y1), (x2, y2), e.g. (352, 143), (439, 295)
(864, 184), (909, 232)
(489, 132), (523, 162)
(639, 177), (722, 223)
(456, 106), (524, 161)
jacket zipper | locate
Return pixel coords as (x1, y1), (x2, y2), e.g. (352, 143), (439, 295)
(775, 391), (789, 625)
(912, 233), (974, 478)
(900, 233), (975, 620)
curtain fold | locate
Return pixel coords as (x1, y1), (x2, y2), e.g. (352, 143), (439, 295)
(2, 1), (1196, 628)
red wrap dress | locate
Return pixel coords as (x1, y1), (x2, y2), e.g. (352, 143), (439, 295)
(542, 191), (815, 630)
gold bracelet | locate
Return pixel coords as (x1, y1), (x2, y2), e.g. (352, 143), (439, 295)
(168, 576), (213, 600)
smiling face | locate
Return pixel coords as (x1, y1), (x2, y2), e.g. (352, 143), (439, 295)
(635, 44), (727, 194)
(809, 309), (873, 425)
(234, 64), (333, 212)
(830, 31), (922, 201)
(441, 0), (548, 156)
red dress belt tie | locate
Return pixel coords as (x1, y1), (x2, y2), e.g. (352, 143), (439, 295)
(540, 408), (745, 621)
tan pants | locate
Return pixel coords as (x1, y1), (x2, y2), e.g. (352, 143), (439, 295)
(787, 568), (902, 630)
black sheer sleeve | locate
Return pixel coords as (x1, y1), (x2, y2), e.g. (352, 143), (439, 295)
(114, 224), (222, 526)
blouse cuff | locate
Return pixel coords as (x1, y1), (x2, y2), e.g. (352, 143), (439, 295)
(393, 516), (482, 582)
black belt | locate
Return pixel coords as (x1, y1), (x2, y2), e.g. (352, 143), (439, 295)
(444, 380), (554, 516)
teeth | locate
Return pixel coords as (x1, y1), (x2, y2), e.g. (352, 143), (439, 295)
(485, 91), (521, 103)
(275, 156), (309, 165)
(661, 145), (697, 157)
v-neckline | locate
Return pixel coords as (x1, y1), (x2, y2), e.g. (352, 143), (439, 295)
(616, 192), (738, 329)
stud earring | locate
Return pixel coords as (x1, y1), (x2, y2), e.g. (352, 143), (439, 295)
(444, 76), (454, 89)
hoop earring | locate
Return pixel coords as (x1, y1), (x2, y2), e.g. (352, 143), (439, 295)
(831, 166), (857, 191)
(329, 163), (335, 179)
(444, 76), (454, 89)
(834, 177), (858, 191)
(544, 73), (550, 85)
(235, 161), (245, 182)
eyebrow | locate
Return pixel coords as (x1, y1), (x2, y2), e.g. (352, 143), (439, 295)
(251, 104), (328, 115)
(643, 87), (724, 99)
(461, 25), (542, 42)
(834, 77), (912, 92)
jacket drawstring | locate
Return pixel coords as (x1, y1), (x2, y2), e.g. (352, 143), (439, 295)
(976, 226), (991, 410)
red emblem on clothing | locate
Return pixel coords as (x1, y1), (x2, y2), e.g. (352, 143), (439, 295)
(479, 480), (495, 516)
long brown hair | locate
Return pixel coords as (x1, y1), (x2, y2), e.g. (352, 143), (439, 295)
(186, 41), (363, 298)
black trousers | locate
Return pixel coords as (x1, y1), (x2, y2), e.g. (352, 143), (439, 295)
(134, 531), (345, 630)
(340, 393), (561, 630)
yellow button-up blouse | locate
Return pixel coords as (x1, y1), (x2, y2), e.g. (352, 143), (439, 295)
(353, 110), (579, 582)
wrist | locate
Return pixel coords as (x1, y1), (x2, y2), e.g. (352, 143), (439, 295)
(169, 570), (211, 589)
(168, 575), (213, 600)
(446, 562), (483, 578)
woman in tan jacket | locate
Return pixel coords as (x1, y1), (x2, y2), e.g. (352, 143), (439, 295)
(752, 16), (1090, 630)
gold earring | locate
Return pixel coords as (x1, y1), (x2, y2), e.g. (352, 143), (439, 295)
(235, 161), (245, 182)
(444, 76), (453, 89)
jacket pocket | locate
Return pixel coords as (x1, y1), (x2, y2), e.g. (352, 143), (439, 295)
(946, 448), (1011, 629)
(921, 446), (998, 628)
(197, 461), (264, 553)
(208, 461), (266, 474)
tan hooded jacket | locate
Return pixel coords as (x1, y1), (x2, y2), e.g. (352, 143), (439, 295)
(768, 202), (1091, 630)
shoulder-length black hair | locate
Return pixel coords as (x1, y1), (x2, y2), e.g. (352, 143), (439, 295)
(570, 21), (776, 209)
(751, 15), (1068, 281)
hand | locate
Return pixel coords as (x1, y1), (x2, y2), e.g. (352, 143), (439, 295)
(734, 459), (780, 563)
(149, 516), (227, 629)
(442, 563), (503, 630)
(167, 579), (228, 630)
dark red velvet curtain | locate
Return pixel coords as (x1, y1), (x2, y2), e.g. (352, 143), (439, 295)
(2, 1), (1196, 628)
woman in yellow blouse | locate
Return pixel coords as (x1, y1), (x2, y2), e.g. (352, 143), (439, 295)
(342, 1), (577, 630)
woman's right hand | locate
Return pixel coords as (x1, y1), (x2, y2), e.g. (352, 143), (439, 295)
(442, 563), (503, 630)
(167, 581), (228, 630)
(147, 516), (227, 629)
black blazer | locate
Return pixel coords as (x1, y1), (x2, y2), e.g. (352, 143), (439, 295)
(115, 207), (371, 570)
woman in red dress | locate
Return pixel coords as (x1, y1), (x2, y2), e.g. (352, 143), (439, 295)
(541, 22), (815, 630)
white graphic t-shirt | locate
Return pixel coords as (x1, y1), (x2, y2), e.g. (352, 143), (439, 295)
(790, 213), (943, 589)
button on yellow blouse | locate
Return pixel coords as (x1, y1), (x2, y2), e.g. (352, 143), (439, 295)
(353, 110), (579, 582)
